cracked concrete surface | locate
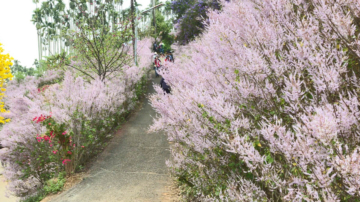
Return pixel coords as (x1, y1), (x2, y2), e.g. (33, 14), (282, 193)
(50, 75), (177, 202)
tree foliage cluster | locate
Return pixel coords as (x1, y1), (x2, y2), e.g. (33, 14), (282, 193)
(167, 0), (221, 44)
(10, 59), (47, 83)
(151, 12), (174, 53)
(137, 0), (175, 53)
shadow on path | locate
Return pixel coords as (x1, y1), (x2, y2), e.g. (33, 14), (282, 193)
(50, 74), (176, 202)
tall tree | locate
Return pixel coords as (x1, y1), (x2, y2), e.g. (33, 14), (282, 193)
(32, 0), (128, 61)
(68, 5), (133, 81)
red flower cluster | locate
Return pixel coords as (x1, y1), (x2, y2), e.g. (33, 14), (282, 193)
(37, 85), (49, 93)
(33, 114), (51, 123)
(62, 159), (71, 165)
(49, 131), (55, 138)
(36, 134), (49, 143)
(36, 133), (54, 143)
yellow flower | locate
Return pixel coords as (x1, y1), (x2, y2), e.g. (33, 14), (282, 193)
(0, 43), (14, 124)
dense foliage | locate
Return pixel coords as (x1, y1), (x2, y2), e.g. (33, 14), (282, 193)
(168, 0), (221, 44)
(138, 0), (174, 53)
(11, 60), (36, 77)
(0, 38), (152, 198)
(10, 59), (47, 83)
(151, 12), (175, 53)
(151, 0), (360, 200)
(0, 43), (13, 124)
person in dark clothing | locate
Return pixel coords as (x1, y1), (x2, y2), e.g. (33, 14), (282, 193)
(160, 78), (171, 94)
(169, 51), (174, 63)
(160, 46), (164, 54)
(153, 42), (157, 52)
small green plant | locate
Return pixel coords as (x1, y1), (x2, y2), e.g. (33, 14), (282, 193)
(21, 172), (66, 202)
(14, 72), (26, 83)
(43, 171), (66, 194)
(134, 75), (148, 102)
(77, 165), (84, 171)
(21, 193), (45, 202)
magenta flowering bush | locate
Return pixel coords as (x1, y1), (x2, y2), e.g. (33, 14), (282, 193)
(0, 38), (152, 197)
(151, 0), (360, 201)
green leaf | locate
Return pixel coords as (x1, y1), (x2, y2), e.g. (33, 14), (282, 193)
(266, 155), (274, 164)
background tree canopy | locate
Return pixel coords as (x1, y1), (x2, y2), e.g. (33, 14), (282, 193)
(167, 0), (221, 45)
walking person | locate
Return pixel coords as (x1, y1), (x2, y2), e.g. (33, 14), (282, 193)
(160, 78), (171, 94)
(165, 52), (171, 62)
(169, 51), (174, 63)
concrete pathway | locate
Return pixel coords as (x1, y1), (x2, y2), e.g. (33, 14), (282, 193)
(50, 74), (177, 202)
(0, 160), (18, 202)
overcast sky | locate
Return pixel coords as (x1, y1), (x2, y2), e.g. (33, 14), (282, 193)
(0, 0), (162, 68)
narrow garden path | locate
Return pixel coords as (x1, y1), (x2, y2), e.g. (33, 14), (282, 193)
(49, 74), (177, 202)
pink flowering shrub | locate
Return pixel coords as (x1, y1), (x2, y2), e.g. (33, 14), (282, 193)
(0, 38), (152, 197)
(151, 0), (360, 201)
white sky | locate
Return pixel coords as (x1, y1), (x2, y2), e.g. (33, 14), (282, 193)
(0, 0), (162, 68)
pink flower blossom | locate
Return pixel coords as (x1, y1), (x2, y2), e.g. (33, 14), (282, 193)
(62, 159), (71, 165)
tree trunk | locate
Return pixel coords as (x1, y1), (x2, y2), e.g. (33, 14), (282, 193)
(131, 0), (136, 62)
(153, 0), (156, 35)
(37, 33), (39, 60)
